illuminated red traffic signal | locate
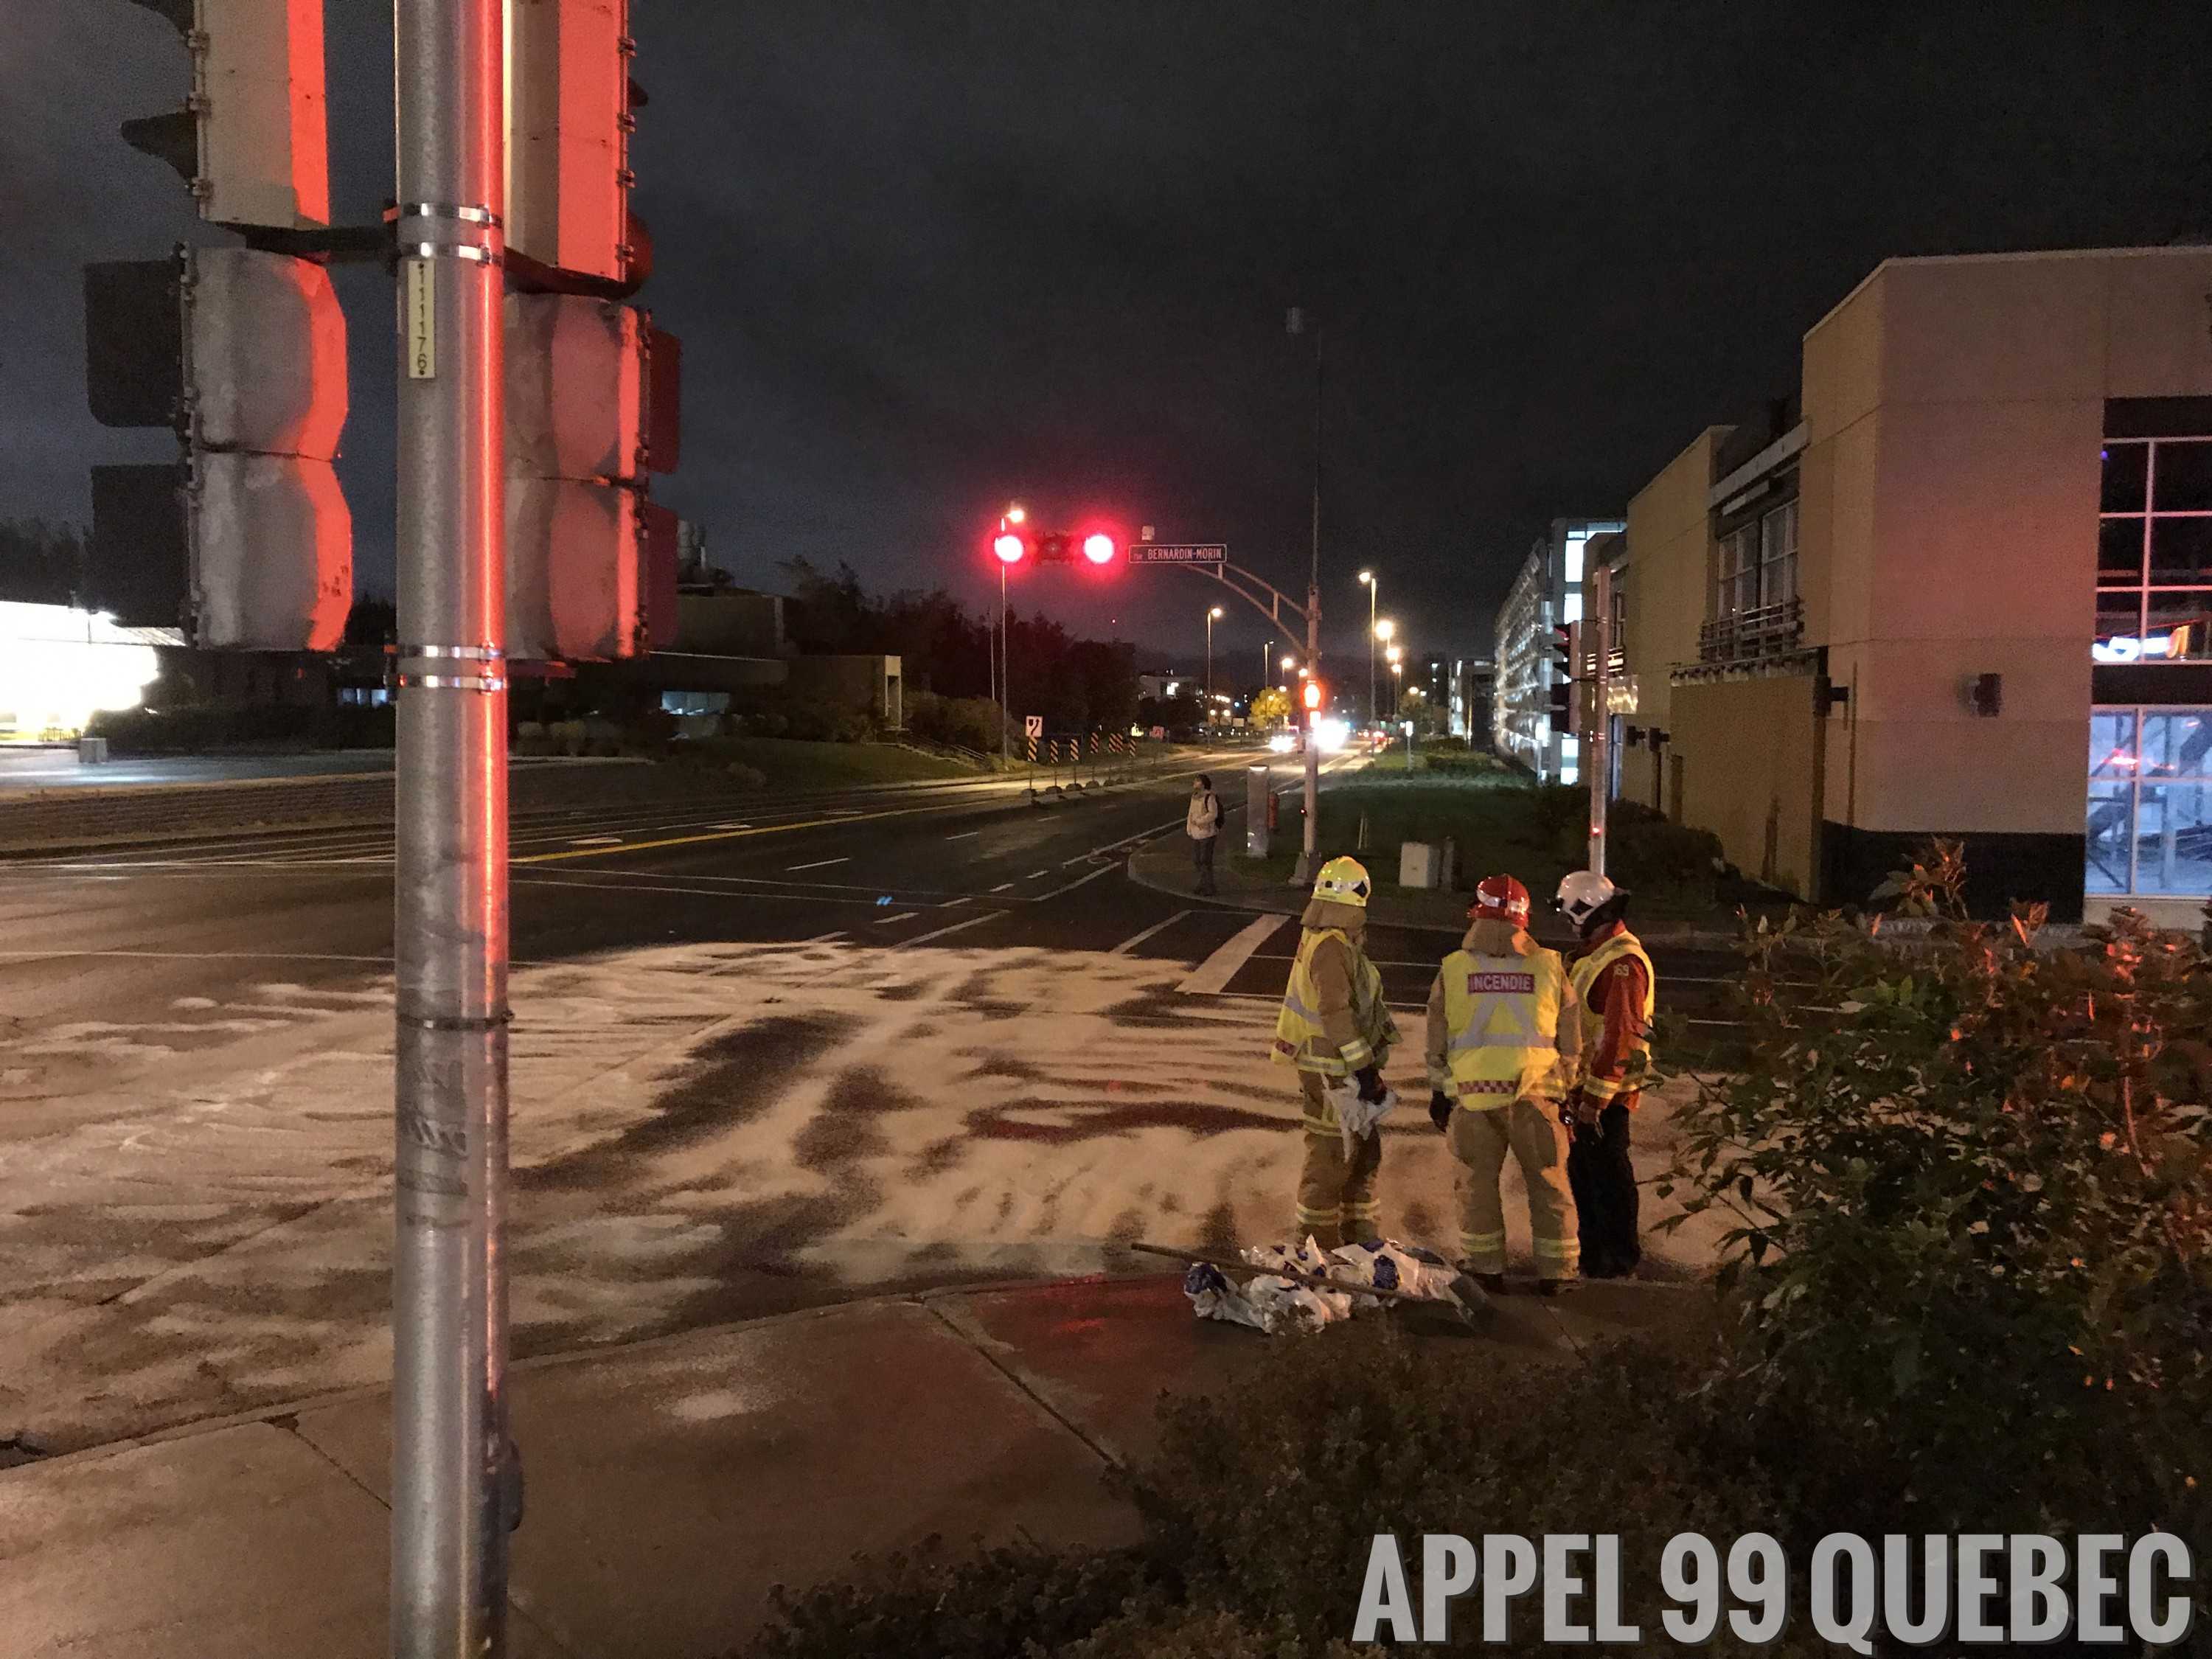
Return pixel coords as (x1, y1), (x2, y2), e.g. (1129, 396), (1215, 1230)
(993, 532), (1027, 565)
(1301, 678), (1324, 713)
(1081, 532), (1116, 566)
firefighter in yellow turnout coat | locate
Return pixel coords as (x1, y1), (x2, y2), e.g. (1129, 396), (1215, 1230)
(1424, 873), (1585, 1292)
(1273, 856), (1400, 1247)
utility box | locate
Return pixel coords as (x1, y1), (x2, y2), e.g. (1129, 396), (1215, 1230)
(1245, 765), (1271, 858)
(78, 736), (109, 765)
(1399, 841), (1442, 889)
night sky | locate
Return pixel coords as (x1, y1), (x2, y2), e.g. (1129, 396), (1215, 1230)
(7, 3), (2210, 670)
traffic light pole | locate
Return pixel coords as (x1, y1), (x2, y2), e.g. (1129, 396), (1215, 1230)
(1295, 316), (1323, 887)
(1587, 562), (1612, 877)
(392, 1), (512, 1654)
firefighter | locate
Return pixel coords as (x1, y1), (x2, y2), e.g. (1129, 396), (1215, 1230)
(1556, 870), (1655, 1279)
(1424, 873), (1584, 1293)
(1272, 855), (1399, 1247)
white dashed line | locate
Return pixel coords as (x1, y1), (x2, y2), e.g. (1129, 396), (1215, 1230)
(1110, 910), (1192, 956)
(786, 858), (850, 872)
(873, 911), (919, 925)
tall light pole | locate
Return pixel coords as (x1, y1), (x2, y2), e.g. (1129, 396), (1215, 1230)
(1358, 570), (1377, 729)
(392, 0), (510, 1649)
(994, 506), (1026, 768)
(1286, 307), (1322, 885)
(1205, 605), (1223, 726)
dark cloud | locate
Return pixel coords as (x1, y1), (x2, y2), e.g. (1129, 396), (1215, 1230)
(7, 1), (2211, 669)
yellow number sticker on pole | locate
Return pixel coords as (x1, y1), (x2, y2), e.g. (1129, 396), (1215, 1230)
(406, 258), (437, 380)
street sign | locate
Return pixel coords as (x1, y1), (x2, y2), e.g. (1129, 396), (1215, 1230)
(1127, 541), (1226, 566)
(1024, 714), (1043, 737)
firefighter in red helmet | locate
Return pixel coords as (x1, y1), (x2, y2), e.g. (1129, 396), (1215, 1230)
(1422, 873), (1585, 1293)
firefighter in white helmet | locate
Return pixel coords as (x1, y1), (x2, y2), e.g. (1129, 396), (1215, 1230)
(1272, 855), (1399, 1247)
(1556, 869), (1655, 1279)
(1423, 873), (1585, 1293)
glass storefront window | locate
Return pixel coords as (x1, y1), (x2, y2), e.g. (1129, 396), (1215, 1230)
(2087, 706), (2212, 897)
(2096, 435), (2212, 664)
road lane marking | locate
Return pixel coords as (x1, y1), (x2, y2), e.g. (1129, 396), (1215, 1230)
(1110, 910), (1193, 956)
(944, 830), (981, 841)
(874, 911), (919, 925)
(802, 930), (846, 945)
(990, 883), (1015, 893)
(1028, 863), (1115, 902)
(1026, 869), (1049, 879)
(1179, 914), (1288, 995)
(568, 835), (625, 846)
(941, 895), (973, 907)
(786, 857), (850, 872)
(898, 912), (998, 946)
(0, 948), (392, 963)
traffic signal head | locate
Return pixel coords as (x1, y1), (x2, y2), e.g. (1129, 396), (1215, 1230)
(1037, 532), (1071, 565)
(993, 532), (1028, 565)
(1551, 620), (1580, 670)
(1301, 678), (1324, 713)
(508, 0), (637, 288)
(83, 248), (351, 649)
(1081, 532), (1116, 566)
(122, 0), (332, 230)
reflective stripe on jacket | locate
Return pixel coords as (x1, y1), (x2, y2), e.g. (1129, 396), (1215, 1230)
(1568, 927), (1655, 1104)
(1273, 926), (1396, 1084)
(1427, 939), (1573, 1107)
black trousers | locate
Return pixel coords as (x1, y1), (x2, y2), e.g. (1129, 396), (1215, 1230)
(1192, 835), (1217, 890)
(1568, 1100), (1641, 1275)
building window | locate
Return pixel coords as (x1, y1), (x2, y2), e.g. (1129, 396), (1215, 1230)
(2086, 707), (2212, 896)
(1759, 498), (1798, 608)
(2094, 437), (2212, 663)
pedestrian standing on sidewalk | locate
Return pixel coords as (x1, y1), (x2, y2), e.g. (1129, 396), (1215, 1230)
(1424, 874), (1585, 1294)
(1186, 773), (1225, 894)
(1272, 856), (1399, 1247)
(1556, 872), (1655, 1279)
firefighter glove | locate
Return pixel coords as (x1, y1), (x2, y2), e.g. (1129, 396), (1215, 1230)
(1428, 1091), (1453, 1133)
(1354, 1065), (1387, 1105)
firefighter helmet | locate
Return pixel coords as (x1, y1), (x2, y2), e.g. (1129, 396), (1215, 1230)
(1555, 870), (1624, 929)
(1313, 855), (1372, 908)
(1471, 873), (1531, 924)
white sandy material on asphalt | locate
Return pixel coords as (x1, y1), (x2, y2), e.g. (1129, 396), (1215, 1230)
(0, 939), (1720, 1449)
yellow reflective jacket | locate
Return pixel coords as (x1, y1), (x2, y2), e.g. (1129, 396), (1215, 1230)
(1424, 921), (1579, 1109)
(1273, 917), (1397, 1082)
(1568, 926), (1656, 1103)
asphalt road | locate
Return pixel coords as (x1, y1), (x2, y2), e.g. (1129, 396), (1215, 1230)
(0, 751), (1742, 1452)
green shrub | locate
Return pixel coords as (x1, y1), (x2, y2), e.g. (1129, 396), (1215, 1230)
(1526, 781), (1584, 846)
(1133, 1329), (1820, 1655)
(1607, 806), (1722, 891)
(1665, 841), (2212, 1541)
(905, 690), (1002, 753)
(1416, 748), (1503, 776)
(745, 1542), (1153, 1659)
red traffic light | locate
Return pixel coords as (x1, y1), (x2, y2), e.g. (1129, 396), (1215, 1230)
(1301, 678), (1324, 712)
(993, 532), (1027, 565)
(1081, 532), (1116, 566)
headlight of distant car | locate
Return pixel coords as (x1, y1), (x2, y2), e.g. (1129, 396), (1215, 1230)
(1267, 731), (1295, 753)
(1313, 717), (1349, 753)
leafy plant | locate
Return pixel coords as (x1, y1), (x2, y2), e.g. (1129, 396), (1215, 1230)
(1663, 839), (2212, 1538)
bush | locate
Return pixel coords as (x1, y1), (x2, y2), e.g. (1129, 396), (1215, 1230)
(86, 700), (394, 752)
(1416, 748), (1503, 776)
(905, 690), (1002, 753)
(746, 1542), (1154, 1659)
(1665, 841), (2212, 1540)
(1607, 803), (1722, 891)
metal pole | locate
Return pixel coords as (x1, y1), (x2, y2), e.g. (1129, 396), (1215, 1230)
(1294, 320), (1322, 886)
(1367, 579), (1376, 733)
(1588, 561), (1612, 877)
(1205, 610), (1214, 717)
(998, 563), (1009, 770)
(392, 0), (509, 1653)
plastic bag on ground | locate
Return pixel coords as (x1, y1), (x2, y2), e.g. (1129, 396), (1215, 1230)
(1327, 1081), (1397, 1161)
(1324, 1237), (1462, 1301)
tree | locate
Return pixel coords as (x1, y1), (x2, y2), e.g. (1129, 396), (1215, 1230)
(0, 518), (87, 606)
(1251, 686), (1292, 728)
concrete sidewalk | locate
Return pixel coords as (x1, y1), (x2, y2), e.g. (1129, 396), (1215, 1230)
(0, 1271), (1708, 1659)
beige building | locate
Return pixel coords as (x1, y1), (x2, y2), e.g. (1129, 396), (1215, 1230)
(1611, 246), (2212, 926)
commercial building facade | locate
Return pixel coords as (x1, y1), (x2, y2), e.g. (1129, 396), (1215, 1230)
(1613, 245), (2212, 926)
(1492, 516), (1624, 782)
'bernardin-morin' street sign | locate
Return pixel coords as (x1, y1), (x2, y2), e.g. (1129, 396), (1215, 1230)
(1127, 541), (1227, 566)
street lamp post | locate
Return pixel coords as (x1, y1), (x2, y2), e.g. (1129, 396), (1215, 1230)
(1286, 306), (1323, 886)
(1358, 571), (1376, 729)
(995, 505), (1026, 769)
(1205, 605), (1223, 725)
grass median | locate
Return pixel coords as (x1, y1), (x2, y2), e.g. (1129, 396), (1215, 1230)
(1239, 760), (1751, 928)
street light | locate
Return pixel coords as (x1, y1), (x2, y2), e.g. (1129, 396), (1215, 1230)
(995, 504), (1027, 768)
(1358, 571), (1377, 729)
(1374, 618), (1396, 641)
(1205, 605), (1224, 719)
(1281, 653), (1296, 672)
